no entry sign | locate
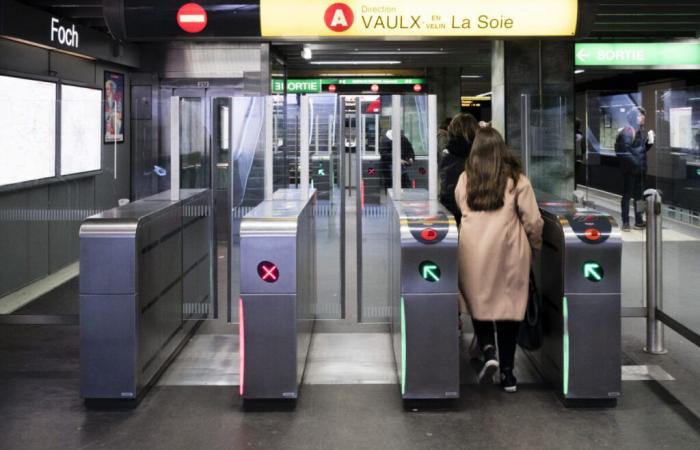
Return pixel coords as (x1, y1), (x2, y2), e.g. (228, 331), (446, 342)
(177, 3), (208, 33)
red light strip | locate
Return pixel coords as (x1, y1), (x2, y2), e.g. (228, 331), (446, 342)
(238, 298), (245, 396)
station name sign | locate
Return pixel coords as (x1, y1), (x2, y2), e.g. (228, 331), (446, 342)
(575, 43), (700, 68)
(260, 0), (578, 37)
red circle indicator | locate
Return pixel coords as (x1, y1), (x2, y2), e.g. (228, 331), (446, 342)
(177, 3), (208, 33)
(413, 84), (423, 92)
(584, 228), (601, 241)
(420, 228), (438, 241)
(370, 84), (379, 92)
(328, 84), (337, 92)
(324, 3), (354, 32)
(257, 261), (279, 283)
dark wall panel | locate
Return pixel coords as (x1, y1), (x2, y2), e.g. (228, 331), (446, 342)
(48, 178), (95, 273)
(0, 187), (50, 295)
(0, 38), (133, 298)
(0, 39), (47, 76)
(50, 52), (95, 85)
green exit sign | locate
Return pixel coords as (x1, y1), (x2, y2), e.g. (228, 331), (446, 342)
(582, 261), (604, 282)
(575, 43), (700, 68)
(419, 261), (441, 283)
(271, 79), (322, 94)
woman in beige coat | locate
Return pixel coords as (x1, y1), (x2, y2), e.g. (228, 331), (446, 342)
(455, 127), (543, 392)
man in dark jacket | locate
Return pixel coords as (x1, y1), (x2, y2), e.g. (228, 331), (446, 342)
(378, 130), (415, 189)
(615, 106), (653, 231)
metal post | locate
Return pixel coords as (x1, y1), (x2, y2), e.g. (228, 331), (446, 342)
(170, 96), (180, 201)
(264, 96), (274, 200)
(644, 188), (667, 354)
(520, 94), (531, 177)
(428, 95), (438, 200)
(300, 95), (310, 199)
(338, 98), (347, 319)
(355, 97), (363, 321)
(391, 95), (402, 199)
(314, 113), (320, 155)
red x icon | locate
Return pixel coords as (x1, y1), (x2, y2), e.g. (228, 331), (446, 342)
(367, 167), (376, 176)
(257, 261), (279, 283)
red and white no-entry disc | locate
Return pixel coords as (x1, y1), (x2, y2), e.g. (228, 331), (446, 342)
(177, 3), (208, 34)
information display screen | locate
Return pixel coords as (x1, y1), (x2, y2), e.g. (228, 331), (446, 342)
(60, 85), (102, 176)
(0, 75), (57, 187)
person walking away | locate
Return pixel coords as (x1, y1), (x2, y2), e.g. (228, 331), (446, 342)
(615, 106), (654, 231)
(455, 127), (543, 392)
(379, 129), (416, 189)
(439, 113), (478, 226)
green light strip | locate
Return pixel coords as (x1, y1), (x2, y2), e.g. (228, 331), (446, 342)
(401, 297), (406, 396)
(563, 296), (570, 397)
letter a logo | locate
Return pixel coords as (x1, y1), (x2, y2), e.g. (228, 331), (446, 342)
(324, 3), (354, 32)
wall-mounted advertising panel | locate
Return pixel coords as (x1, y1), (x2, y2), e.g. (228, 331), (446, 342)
(575, 43), (700, 69)
(60, 85), (102, 176)
(261, 0), (578, 37)
(0, 75), (57, 187)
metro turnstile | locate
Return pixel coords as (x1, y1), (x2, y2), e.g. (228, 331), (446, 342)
(531, 197), (622, 407)
(79, 189), (213, 405)
(238, 189), (316, 401)
(388, 189), (460, 401)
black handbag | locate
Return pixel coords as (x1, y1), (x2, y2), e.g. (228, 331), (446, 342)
(518, 271), (543, 351)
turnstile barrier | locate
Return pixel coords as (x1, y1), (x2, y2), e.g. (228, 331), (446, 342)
(388, 189), (460, 401)
(79, 189), (213, 404)
(532, 196), (622, 407)
(239, 189), (316, 401)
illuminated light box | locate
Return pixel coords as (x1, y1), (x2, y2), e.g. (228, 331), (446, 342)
(0, 75), (57, 187)
(60, 84), (102, 176)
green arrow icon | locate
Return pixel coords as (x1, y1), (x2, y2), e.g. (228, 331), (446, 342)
(576, 48), (590, 63)
(317, 167), (326, 176)
(696, 168), (700, 177)
(582, 261), (604, 282)
(419, 261), (441, 282)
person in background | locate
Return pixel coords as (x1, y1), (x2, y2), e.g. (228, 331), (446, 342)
(437, 118), (452, 160)
(439, 113), (479, 226)
(455, 127), (543, 392)
(615, 106), (654, 231)
(378, 129), (415, 189)
(575, 118), (585, 157)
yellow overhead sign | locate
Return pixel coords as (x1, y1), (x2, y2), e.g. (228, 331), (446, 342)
(260, 0), (578, 37)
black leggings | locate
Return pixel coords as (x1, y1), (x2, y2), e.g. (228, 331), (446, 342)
(472, 319), (521, 370)
(621, 171), (643, 225)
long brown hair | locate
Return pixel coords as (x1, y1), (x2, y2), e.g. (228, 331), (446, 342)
(448, 113), (478, 143)
(465, 127), (523, 211)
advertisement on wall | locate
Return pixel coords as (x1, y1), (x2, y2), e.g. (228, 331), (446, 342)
(104, 71), (124, 143)
(260, 0), (578, 37)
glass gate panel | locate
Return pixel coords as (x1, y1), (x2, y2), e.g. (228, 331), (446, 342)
(308, 94), (342, 319)
(654, 86), (700, 336)
(179, 97), (208, 189)
(580, 91), (646, 309)
(228, 96), (266, 322)
(357, 94), (429, 322)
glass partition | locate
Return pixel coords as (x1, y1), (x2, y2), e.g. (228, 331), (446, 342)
(578, 91), (646, 310)
(654, 86), (700, 336)
(308, 94), (342, 319)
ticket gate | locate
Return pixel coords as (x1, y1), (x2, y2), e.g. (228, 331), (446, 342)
(238, 189), (316, 401)
(530, 196), (622, 407)
(362, 155), (382, 204)
(388, 189), (460, 402)
(79, 189), (213, 405)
